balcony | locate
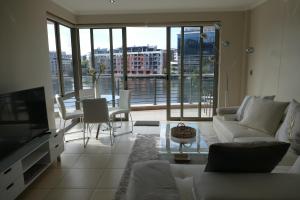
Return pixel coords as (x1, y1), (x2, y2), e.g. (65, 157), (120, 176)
(53, 72), (215, 121)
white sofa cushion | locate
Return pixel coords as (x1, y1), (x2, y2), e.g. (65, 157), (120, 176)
(290, 156), (300, 174)
(276, 99), (300, 142)
(193, 172), (300, 200)
(236, 95), (275, 121)
(126, 160), (180, 200)
(174, 177), (195, 200)
(213, 116), (274, 142)
(171, 164), (206, 200)
(217, 106), (239, 116)
(239, 98), (288, 135)
(236, 95), (252, 121)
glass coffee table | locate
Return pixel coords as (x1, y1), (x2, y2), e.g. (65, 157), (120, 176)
(158, 122), (209, 162)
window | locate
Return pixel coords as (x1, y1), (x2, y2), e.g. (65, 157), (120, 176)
(47, 22), (219, 121)
(47, 21), (60, 95)
(59, 25), (75, 94)
(46, 20), (77, 113)
(79, 29), (92, 89)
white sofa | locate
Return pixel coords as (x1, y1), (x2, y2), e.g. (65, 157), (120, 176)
(213, 106), (298, 165)
(213, 114), (277, 143)
(126, 160), (300, 200)
(213, 106), (277, 143)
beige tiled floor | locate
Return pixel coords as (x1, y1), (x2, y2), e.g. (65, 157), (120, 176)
(18, 110), (215, 200)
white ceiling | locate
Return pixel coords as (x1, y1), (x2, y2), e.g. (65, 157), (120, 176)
(51, 0), (265, 15)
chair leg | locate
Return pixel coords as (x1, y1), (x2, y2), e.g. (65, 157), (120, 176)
(83, 122), (86, 147)
(83, 123), (90, 148)
(63, 120), (66, 142)
(110, 112), (133, 137)
(129, 112), (134, 133)
(59, 118), (62, 129)
(119, 113), (123, 128)
(111, 120), (116, 138)
(109, 123), (114, 145)
(96, 124), (101, 139)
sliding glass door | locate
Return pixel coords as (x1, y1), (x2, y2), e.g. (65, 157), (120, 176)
(62, 23), (219, 121)
(79, 28), (125, 107)
(167, 25), (219, 121)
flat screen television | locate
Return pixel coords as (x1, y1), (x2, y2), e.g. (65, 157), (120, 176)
(0, 87), (49, 161)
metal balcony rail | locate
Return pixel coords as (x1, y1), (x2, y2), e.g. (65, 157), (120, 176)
(54, 74), (215, 118)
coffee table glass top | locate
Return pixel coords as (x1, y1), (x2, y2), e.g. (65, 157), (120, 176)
(158, 122), (209, 154)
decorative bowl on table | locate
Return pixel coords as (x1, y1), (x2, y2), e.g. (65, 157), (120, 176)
(171, 122), (196, 144)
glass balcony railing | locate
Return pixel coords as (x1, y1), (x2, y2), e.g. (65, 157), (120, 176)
(53, 74), (214, 119)
(81, 74), (214, 114)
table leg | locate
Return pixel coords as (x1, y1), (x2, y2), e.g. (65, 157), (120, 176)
(96, 124), (100, 139)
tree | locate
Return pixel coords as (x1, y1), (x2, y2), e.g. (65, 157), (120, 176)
(99, 63), (106, 74)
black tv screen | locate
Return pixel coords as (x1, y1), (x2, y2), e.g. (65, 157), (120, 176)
(0, 87), (49, 161)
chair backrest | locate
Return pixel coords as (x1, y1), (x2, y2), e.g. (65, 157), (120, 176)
(55, 94), (66, 119)
(79, 89), (95, 100)
(82, 98), (109, 123)
(119, 90), (131, 110)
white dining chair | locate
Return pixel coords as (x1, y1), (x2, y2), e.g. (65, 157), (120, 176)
(82, 98), (114, 145)
(79, 88), (95, 100)
(55, 94), (85, 144)
(109, 90), (133, 137)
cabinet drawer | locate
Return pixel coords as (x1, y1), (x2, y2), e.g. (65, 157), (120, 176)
(0, 176), (24, 200)
(49, 132), (64, 147)
(50, 141), (64, 161)
(0, 161), (22, 190)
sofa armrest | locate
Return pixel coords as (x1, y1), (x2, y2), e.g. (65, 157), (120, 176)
(216, 106), (239, 115)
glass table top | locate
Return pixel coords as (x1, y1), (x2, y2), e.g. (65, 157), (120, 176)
(157, 122), (209, 155)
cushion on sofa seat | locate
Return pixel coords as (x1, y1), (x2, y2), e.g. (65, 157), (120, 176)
(276, 99), (300, 142)
(220, 114), (238, 121)
(204, 141), (290, 173)
(233, 137), (276, 143)
(236, 95), (275, 121)
(236, 96), (252, 121)
(213, 116), (274, 143)
(217, 106), (239, 116)
(239, 98), (288, 135)
(193, 173), (300, 200)
(126, 160), (180, 200)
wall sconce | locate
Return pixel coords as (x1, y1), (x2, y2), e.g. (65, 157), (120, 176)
(246, 47), (254, 54)
(109, 0), (117, 4)
(200, 33), (207, 39)
(208, 56), (215, 62)
(222, 40), (230, 47)
(214, 22), (222, 30)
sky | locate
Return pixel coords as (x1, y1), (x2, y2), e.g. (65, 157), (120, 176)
(47, 25), (181, 55)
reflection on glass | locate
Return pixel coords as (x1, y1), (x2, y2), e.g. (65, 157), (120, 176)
(59, 25), (74, 94)
(182, 27), (201, 117)
(126, 27), (167, 105)
(79, 29), (92, 89)
(201, 26), (216, 118)
(47, 21), (60, 95)
(93, 29), (111, 96)
(112, 29), (123, 95)
(170, 27), (181, 117)
(169, 26), (216, 118)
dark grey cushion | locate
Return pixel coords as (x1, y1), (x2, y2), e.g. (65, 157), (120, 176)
(205, 142), (290, 173)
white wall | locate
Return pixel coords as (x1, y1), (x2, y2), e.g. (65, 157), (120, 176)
(0, 0), (76, 129)
(247, 0), (300, 102)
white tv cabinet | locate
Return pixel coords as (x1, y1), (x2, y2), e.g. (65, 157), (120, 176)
(0, 129), (64, 200)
